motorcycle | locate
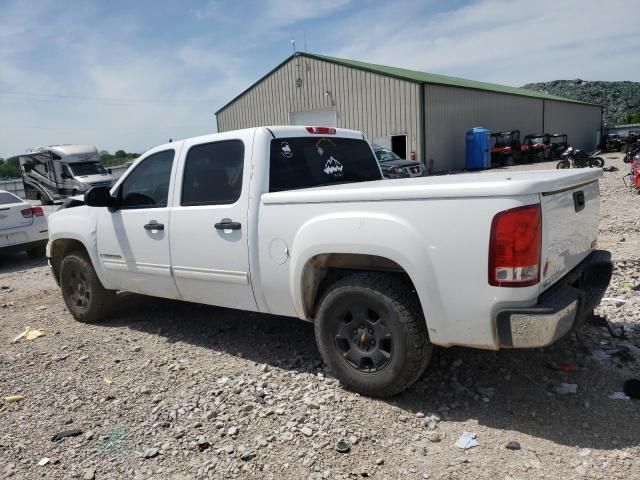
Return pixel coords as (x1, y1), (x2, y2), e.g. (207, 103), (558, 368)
(556, 146), (605, 169)
(623, 152), (640, 193)
(624, 143), (640, 164)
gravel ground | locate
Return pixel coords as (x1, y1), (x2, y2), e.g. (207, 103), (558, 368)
(0, 154), (638, 480)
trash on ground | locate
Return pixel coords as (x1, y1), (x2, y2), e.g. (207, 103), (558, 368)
(602, 166), (618, 172)
(608, 392), (630, 400)
(455, 431), (478, 450)
(554, 383), (578, 395)
(624, 378), (640, 399)
(335, 438), (351, 453)
(37, 458), (50, 466)
(11, 326), (45, 343)
(550, 360), (577, 372)
(53, 352), (70, 362)
(506, 441), (521, 450)
(620, 281), (635, 289)
(601, 297), (627, 304)
(3, 395), (23, 403)
(103, 376), (113, 384)
(51, 428), (83, 442)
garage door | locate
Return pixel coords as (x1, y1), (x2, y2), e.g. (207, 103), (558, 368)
(290, 110), (337, 127)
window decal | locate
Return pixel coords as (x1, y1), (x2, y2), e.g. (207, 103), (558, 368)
(280, 141), (293, 158)
(324, 156), (343, 176)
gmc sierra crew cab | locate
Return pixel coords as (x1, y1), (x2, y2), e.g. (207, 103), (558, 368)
(47, 126), (612, 397)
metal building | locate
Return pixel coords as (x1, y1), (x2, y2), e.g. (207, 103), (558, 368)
(216, 53), (602, 171)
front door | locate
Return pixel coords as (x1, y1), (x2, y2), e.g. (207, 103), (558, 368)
(169, 135), (257, 311)
(97, 148), (180, 299)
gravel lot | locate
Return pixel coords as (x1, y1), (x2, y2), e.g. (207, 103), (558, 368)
(1, 154), (638, 480)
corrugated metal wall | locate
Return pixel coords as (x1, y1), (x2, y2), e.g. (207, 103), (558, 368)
(544, 100), (601, 151)
(424, 84), (544, 172)
(216, 57), (423, 161)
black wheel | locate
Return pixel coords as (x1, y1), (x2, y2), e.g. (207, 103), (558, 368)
(60, 251), (115, 323)
(557, 159), (571, 169)
(590, 157), (604, 168)
(314, 272), (432, 397)
(26, 246), (46, 258)
(505, 155), (515, 166)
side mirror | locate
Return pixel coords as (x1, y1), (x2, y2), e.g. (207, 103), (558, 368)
(84, 186), (115, 207)
(107, 168), (112, 174)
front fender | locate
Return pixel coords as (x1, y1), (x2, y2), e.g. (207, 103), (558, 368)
(289, 211), (446, 343)
(47, 207), (110, 288)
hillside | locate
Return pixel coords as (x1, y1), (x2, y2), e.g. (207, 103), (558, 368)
(523, 80), (640, 124)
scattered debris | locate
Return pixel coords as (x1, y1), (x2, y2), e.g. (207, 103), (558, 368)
(623, 379), (640, 399)
(11, 326), (45, 343)
(554, 383), (578, 395)
(82, 467), (96, 480)
(455, 432), (478, 450)
(427, 432), (446, 443)
(335, 439), (350, 453)
(550, 360), (577, 372)
(620, 281), (636, 289)
(375, 458), (384, 465)
(602, 165), (618, 172)
(143, 447), (159, 459)
(506, 441), (521, 450)
(3, 395), (23, 403)
(197, 435), (210, 451)
(51, 429), (83, 442)
(240, 450), (256, 461)
(37, 458), (50, 467)
(103, 376), (113, 384)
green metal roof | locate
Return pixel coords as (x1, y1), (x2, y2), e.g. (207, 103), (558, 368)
(216, 53), (598, 114)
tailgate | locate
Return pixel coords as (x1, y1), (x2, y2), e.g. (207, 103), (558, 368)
(539, 179), (599, 292)
(0, 204), (33, 231)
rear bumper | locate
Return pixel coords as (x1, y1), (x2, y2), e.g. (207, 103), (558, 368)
(496, 250), (613, 348)
(0, 238), (48, 255)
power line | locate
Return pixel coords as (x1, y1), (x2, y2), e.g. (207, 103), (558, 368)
(0, 90), (207, 104)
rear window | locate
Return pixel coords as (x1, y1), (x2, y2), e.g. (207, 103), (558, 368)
(269, 137), (382, 192)
(0, 192), (21, 205)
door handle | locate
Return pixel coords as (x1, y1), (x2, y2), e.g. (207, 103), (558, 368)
(215, 221), (241, 230)
(144, 222), (164, 231)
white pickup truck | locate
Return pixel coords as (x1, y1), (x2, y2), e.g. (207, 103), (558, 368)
(47, 126), (612, 397)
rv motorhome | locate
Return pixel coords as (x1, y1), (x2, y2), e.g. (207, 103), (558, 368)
(19, 145), (115, 204)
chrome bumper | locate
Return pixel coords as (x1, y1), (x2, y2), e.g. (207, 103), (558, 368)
(496, 250), (612, 348)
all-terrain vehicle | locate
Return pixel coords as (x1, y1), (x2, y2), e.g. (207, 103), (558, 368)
(490, 130), (522, 166)
(601, 133), (626, 153)
(522, 133), (551, 162)
(549, 134), (568, 160)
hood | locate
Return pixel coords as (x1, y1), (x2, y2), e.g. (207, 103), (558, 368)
(73, 173), (115, 184)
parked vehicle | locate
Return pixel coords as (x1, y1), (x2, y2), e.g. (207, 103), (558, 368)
(557, 146), (605, 169)
(623, 152), (640, 193)
(0, 190), (48, 258)
(47, 126), (612, 397)
(601, 134), (625, 153)
(624, 143), (640, 164)
(549, 134), (568, 160)
(19, 145), (115, 205)
(373, 144), (423, 178)
(490, 130), (522, 166)
(522, 133), (551, 162)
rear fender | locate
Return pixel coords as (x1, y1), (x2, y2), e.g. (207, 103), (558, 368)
(290, 212), (446, 343)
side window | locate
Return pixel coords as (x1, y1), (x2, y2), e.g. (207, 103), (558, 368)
(119, 150), (174, 208)
(181, 140), (244, 206)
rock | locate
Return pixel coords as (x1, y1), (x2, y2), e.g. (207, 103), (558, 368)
(37, 458), (50, 467)
(427, 432), (445, 443)
(375, 458), (384, 465)
(82, 467), (96, 480)
(240, 450), (256, 461)
(227, 426), (239, 436)
(197, 435), (210, 451)
(143, 447), (159, 459)
(132, 345), (142, 352)
(554, 383), (578, 395)
(506, 441), (521, 450)
(301, 426), (313, 437)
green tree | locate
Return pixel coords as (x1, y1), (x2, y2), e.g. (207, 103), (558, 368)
(115, 150), (127, 158)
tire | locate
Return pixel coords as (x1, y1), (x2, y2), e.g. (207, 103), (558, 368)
(505, 155), (515, 166)
(314, 272), (432, 397)
(26, 246), (46, 258)
(557, 159), (571, 169)
(60, 251), (115, 323)
(590, 157), (604, 168)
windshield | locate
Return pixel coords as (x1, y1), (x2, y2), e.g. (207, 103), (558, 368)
(374, 147), (402, 162)
(68, 162), (108, 176)
(269, 137), (382, 192)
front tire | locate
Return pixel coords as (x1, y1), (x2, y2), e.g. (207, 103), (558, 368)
(60, 251), (115, 323)
(557, 159), (571, 169)
(590, 157), (605, 167)
(314, 272), (432, 397)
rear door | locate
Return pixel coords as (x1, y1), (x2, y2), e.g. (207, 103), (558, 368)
(169, 131), (257, 311)
(539, 179), (600, 291)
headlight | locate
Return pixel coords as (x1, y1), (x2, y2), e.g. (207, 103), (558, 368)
(391, 167), (404, 174)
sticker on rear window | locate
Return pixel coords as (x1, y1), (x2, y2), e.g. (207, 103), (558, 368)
(280, 141), (293, 158)
(315, 138), (343, 177)
(324, 156), (343, 176)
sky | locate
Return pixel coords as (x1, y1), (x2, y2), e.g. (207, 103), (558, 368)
(1, 0), (639, 158)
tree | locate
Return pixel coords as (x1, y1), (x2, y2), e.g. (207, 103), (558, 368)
(115, 150), (127, 158)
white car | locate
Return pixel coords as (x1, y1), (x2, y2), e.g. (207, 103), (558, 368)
(47, 126), (612, 397)
(0, 190), (48, 258)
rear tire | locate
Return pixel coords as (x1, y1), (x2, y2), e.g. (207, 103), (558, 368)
(314, 272), (432, 397)
(590, 157), (604, 168)
(60, 251), (115, 323)
(26, 246), (46, 258)
(557, 159), (571, 169)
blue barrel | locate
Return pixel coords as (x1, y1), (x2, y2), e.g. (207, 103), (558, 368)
(465, 127), (491, 169)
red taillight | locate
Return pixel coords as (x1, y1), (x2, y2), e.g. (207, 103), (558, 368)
(489, 204), (541, 287)
(306, 126), (336, 134)
(21, 207), (44, 218)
